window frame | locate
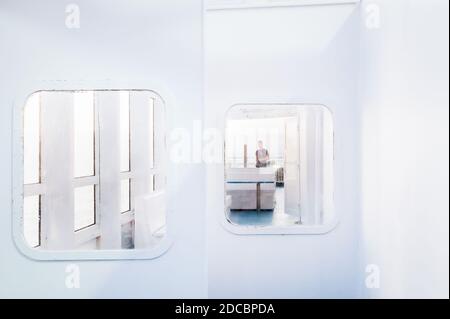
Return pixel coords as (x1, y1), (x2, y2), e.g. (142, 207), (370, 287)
(23, 93), (43, 247)
(73, 91), (99, 234)
(221, 103), (338, 236)
(13, 86), (171, 261)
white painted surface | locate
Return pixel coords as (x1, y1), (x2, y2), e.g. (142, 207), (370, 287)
(226, 117), (287, 166)
(284, 116), (300, 217)
(0, 0), (447, 299)
(135, 191), (166, 249)
(1, 0), (205, 298)
(41, 92), (76, 249)
(205, 3), (360, 297)
(97, 91), (122, 249)
(206, 0), (360, 11)
(358, 0), (449, 299)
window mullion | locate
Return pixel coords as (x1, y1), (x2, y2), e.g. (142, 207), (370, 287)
(97, 91), (122, 249)
(40, 91), (76, 249)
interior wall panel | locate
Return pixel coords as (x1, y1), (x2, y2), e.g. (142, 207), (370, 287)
(205, 3), (361, 298)
(0, 0), (205, 298)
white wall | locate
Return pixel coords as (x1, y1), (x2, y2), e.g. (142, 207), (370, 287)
(0, 0), (205, 298)
(358, 0), (449, 298)
(1, 0), (448, 299)
(205, 3), (361, 298)
(227, 118), (287, 165)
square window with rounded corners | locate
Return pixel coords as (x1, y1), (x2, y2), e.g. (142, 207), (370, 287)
(223, 104), (337, 235)
(13, 89), (170, 260)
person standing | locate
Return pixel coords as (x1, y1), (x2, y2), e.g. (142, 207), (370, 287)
(256, 140), (270, 168)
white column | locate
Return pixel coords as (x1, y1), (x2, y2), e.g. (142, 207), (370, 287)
(314, 108), (324, 224)
(322, 109), (334, 224)
(40, 91), (75, 249)
(131, 92), (167, 248)
(284, 116), (301, 218)
(299, 107), (324, 225)
(130, 91), (152, 197)
(153, 96), (166, 191)
(97, 91), (122, 249)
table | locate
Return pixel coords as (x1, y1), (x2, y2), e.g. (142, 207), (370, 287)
(226, 181), (276, 211)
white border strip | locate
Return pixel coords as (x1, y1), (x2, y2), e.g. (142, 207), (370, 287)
(207, 0), (360, 11)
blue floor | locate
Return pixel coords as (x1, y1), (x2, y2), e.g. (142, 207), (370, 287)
(228, 210), (276, 226)
(228, 187), (299, 227)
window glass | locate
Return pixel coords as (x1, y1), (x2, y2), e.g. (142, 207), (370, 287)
(74, 91), (95, 178)
(24, 93), (40, 185)
(20, 90), (165, 255)
(23, 195), (40, 248)
(120, 91), (130, 172)
(225, 104), (335, 232)
(149, 97), (155, 169)
(74, 185), (96, 231)
(120, 179), (131, 214)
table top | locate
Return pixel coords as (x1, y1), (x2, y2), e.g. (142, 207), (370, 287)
(226, 181), (275, 184)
